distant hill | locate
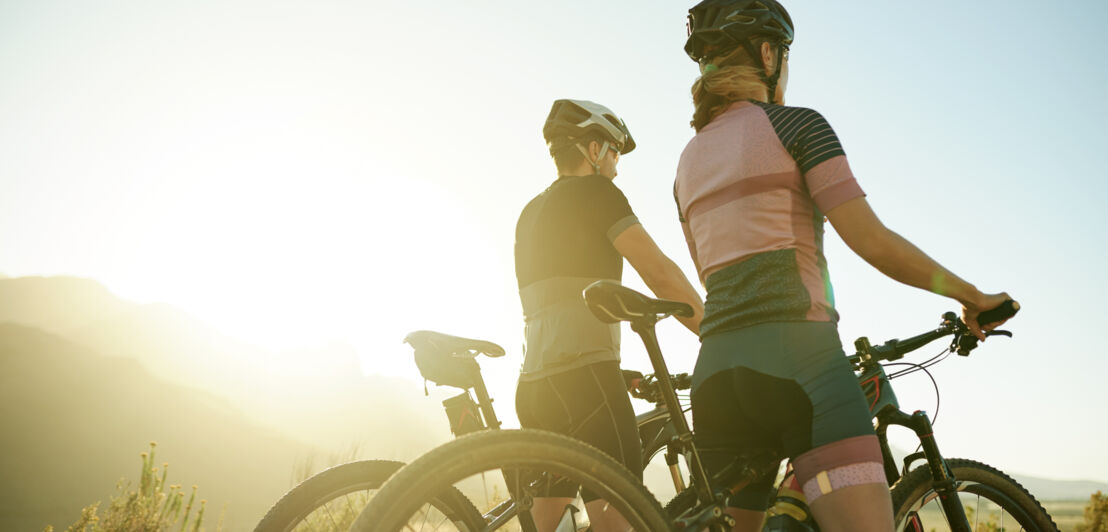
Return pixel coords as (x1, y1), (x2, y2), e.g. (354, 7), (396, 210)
(0, 276), (458, 530)
(1015, 476), (1108, 501)
(0, 324), (312, 531)
(0, 276), (452, 456)
(0, 276), (128, 335)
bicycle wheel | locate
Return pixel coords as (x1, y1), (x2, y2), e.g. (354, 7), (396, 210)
(350, 429), (672, 532)
(254, 459), (485, 532)
(890, 458), (1058, 532)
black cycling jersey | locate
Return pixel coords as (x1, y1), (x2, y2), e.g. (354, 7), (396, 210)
(514, 174), (639, 380)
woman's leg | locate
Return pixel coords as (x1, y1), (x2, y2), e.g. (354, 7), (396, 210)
(691, 365), (780, 532)
(725, 508), (766, 532)
(808, 482), (892, 532)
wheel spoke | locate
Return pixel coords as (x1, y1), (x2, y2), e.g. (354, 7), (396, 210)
(419, 504), (430, 531)
(973, 493), (980, 530)
(324, 499), (342, 530)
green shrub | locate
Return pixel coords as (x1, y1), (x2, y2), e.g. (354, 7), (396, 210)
(1077, 491), (1108, 532)
(45, 443), (218, 532)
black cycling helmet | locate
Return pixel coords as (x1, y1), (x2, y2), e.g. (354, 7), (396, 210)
(684, 0), (794, 64)
(543, 99), (636, 156)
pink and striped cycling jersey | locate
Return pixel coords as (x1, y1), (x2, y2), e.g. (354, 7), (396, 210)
(674, 101), (864, 337)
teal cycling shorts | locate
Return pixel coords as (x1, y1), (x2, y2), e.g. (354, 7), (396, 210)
(691, 321), (878, 509)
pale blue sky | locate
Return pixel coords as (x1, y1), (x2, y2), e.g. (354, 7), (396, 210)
(2, 0), (1106, 483)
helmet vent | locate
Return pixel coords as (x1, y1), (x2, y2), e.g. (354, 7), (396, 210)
(724, 12), (757, 24)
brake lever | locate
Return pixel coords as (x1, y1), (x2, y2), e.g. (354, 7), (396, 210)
(629, 375), (655, 400)
(954, 329), (1013, 356)
(954, 333), (977, 356)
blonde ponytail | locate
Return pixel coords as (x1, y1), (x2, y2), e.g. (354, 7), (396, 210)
(690, 45), (772, 132)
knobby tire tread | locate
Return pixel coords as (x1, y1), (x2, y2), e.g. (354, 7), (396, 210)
(253, 459), (482, 532)
(889, 458), (1058, 532)
(350, 429), (672, 532)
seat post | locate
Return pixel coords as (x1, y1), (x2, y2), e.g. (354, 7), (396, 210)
(629, 318), (713, 503)
(470, 370), (501, 430)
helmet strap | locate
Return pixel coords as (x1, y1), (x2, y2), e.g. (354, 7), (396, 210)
(576, 140), (612, 174)
(765, 45), (785, 105)
(739, 40), (785, 105)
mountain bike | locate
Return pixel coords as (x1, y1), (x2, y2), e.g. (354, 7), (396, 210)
(349, 282), (1056, 531)
(579, 280), (1056, 532)
(253, 330), (693, 532)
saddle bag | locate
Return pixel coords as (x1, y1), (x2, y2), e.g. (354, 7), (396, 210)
(413, 346), (480, 389)
(442, 391), (486, 436)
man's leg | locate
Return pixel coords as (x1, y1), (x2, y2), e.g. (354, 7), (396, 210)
(530, 497), (577, 531)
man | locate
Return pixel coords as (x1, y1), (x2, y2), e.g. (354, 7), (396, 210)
(514, 99), (704, 531)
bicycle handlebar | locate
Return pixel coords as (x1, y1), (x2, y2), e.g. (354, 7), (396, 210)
(854, 299), (1019, 364)
(622, 369), (691, 403)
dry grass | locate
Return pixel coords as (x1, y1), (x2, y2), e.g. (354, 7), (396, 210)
(44, 442), (218, 532)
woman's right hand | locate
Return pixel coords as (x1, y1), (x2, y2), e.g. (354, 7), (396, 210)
(962, 291), (1014, 341)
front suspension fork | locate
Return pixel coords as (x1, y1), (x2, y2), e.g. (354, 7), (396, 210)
(879, 409), (971, 532)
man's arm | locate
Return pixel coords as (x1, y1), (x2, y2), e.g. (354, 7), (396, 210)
(826, 196), (1011, 339)
(613, 224), (705, 335)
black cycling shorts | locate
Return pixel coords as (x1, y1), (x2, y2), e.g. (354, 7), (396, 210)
(691, 321), (877, 510)
(515, 360), (642, 501)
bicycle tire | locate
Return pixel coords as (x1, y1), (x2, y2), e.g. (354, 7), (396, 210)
(641, 415), (697, 518)
(350, 429), (673, 532)
(890, 458), (1058, 532)
(663, 487), (699, 520)
(253, 459), (485, 532)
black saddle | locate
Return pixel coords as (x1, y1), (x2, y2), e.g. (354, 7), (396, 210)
(404, 331), (505, 389)
(582, 280), (693, 324)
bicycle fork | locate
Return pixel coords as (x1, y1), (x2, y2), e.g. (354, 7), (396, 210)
(878, 409), (972, 532)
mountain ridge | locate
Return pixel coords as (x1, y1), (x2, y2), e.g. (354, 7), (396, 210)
(0, 275), (451, 456)
(0, 323), (313, 531)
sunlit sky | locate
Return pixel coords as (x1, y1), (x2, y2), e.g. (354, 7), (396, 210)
(3, 1), (1106, 483)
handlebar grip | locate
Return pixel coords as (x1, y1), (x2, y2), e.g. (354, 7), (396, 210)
(977, 300), (1019, 327)
(621, 369), (644, 391)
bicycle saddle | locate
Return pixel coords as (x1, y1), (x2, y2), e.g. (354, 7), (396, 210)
(404, 330), (506, 358)
(582, 280), (694, 324)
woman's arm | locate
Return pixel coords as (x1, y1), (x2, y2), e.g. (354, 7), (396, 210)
(826, 196), (1011, 339)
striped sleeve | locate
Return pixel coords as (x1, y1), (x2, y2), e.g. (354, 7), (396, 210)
(758, 105), (845, 172)
(759, 103), (864, 212)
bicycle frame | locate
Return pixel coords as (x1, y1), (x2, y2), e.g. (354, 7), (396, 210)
(629, 314), (988, 531)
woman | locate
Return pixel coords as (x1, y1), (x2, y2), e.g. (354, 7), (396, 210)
(674, 1), (1012, 531)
